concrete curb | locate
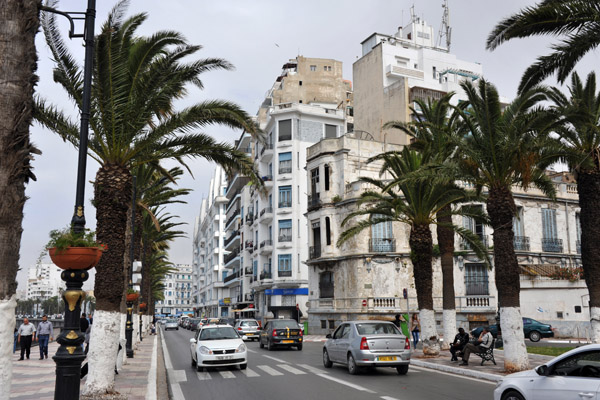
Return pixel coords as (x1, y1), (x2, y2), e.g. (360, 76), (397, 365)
(410, 359), (503, 382)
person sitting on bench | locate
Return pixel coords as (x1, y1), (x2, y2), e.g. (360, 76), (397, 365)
(450, 327), (470, 362)
(460, 326), (493, 366)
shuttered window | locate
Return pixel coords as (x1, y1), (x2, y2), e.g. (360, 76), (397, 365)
(542, 209), (557, 239)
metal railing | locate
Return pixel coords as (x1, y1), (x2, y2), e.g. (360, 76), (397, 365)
(260, 239), (273, 248)
(278, 235), (292, 242)
(369, 238), (396, 253)
(309, 245), (321, 259)
(223, 230), (239, 247)
(223, 271), (239, 283)
(260, 142), (273, 156)
(308, 193), (321, 209)
(542, 238), (563, 253)
(259, 271), (272, 280)
(460, 235), (489, 250)
(278, 270), (292, 277)
(225, 209), (240, 228)
(245, 214), (254, 225)
(260, 207), (273, 217)
(513, 236), (530, 251)
(224, 249), (239, 264)
(278, 201), (291, 208)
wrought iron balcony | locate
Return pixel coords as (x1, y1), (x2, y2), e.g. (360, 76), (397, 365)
(278, 201), (291, 208)
(223, 271), (239, 283)
(260, 207), (273, 217)
(369, 238), (396, 253)
(542, 238), (563, 253)
(223, 230), (239, 247)
(260, 239), (273, 248)
(259, 271), (272, 280)
(225, 209), (240, 227)
(308, 193), (321, 210)
(278, 270), (292, 277)
(260, 142), (273, 156)
(513, 236), (530, 251)
(460, 235), (490, 250)
(224, 249), (239, 264)
(245, 214), (254, 225)
(278, 235), (292, 243)
(309, 245), (322, 259)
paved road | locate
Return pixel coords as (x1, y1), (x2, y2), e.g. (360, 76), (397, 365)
(162, 327), (495, 400)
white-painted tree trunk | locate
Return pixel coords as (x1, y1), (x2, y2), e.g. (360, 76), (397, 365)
(0, 297), (16, 400)
(500, 307), (529, 372)
(119, 313), (126, 367)
(133, 313), (139, 346)
(83, 310), (121, 396)
(420, 309), (440, 355)
(590, 307), (600, 343)
(441, 309), (457, 351)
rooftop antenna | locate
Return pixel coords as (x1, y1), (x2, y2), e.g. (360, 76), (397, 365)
(437, 0), (452, 51)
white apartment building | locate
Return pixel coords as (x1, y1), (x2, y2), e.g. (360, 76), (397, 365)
(26, 263), (64, 300)
(353, 9), (483, 145)
(155, 264), (193, 316)
(191, 166), (229, 317)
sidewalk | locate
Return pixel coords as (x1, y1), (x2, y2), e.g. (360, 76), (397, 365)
(9, 334), (159, 399)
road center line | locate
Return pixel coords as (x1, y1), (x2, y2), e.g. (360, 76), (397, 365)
(316, 373), (376, 393)
(261, 354), (288, 363)
(381, 396), (400, 400)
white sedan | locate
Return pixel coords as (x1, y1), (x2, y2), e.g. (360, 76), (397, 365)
(190, 324), (247, 371)
(494, 344), (600, 400)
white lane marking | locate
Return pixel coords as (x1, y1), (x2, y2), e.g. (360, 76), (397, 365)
(277, 364), (307, 374)
(261, 354), (288, 363)
(170, 370), (187, 382)
(160, 333), (185, 400)
(241, 367), (260, 377)
(381, 397), (401, 400)
(145, 335), (157, 400)
(410, 366), (496, 385)
(297, 363), (328, 375)
(219, 370), (236, 379)
(257, 364), (284, 376)
(316, 373), (376, 393)
(196, 371), (212, 380)
(246, 348), (257, 353)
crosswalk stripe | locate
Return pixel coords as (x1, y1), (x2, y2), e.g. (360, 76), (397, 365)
(297, 363), (327, 375)
(241, 367), (260, 378)
(219, 370), (236, 379)
(277, 364), (306, 375)
(257, 365), (284, 376)
(196, 371), (212, 380)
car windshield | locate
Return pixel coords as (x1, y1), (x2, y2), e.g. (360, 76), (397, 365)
(241, 321), (258, 327)
(271, 320), (298, 329)
(356, 323), (400, 335)
(199, 327), (239, 340)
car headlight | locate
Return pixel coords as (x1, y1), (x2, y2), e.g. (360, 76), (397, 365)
(199, 346), (212, 355)
(236, 343), (247, 353)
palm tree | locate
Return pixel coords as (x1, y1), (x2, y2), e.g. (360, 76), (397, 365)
(487, 0), (600, 92)
(548, 71), (600, 343)
(0, 1), (41, 396)
(384, 93), (474, 350)
(35, 2), (258, 394)
(454, 79), (560, 372)
(337, 148), (487, 355)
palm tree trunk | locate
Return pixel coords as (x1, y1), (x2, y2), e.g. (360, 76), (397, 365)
(577, 169), (600, 343)
(487, 186), (528, 372)
(409, 224), (439, 355)
(0, 2), (40, 398)
(437, 208), (456, 350)
(84, 165), (131, 395)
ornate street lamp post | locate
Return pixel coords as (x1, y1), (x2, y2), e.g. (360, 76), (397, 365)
(40, 1), (96, 399)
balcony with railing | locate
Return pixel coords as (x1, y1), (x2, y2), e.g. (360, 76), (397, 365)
(369, 238), (396, 253)
(244, 293), (254, 302)
(223, 271), (239, 284)
(224, 249), (240, 266)
(259, 271), (272, 280)
(513, 236), (530, 251)
(224, 230), (240, 249)
(307, 193), (321, 210)
(259, 240), (273, 255)
(245, 213), (254, 226)
(542, 237), (563, 253)
(225, 209), (240, 229)
(278, 269), (292, 278)
(460, 235), (490, 251)
(260, 142), (274, 160)
(259, 207), (273, 223)
(278, 160), (292, 174)
(278, 201), (291, 209)
(308, 244), (322, 259)
(278, 234), (292, 243)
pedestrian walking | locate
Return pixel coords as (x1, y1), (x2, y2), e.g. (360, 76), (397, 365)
(150, 323), (156, 335)
(13, 326), (18, 354)
(84, 322), (92, 354)
(17, 318), (37, 360)
(88, 313), (93, 325)
(80, 313), (89, 350)
(37, 315), (53, 359)
(410, 313), (420, 349)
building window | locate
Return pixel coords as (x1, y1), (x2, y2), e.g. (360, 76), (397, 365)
(299, 80), (302, 86)
(575, 305), (582, 313)
(278, 119), (292, 141)
(462, 205), (486, 248)
(310, 167), (319, 195)
(278, 254), (292, 277)
(324, 65), (331, 71)
(576, 212), (582, 254)
(325, 124), (337, 138)
(278, 219), (292, 242)
(319, 271), (334, 298)
(325, 217), (332, 245)
(513, 207), (529, 251)
(370, 215), (394, 252)
(464, 263), (489, 295)
(324, 165), (330, 191)
(310, 65), (317, 72)
(542, 208), (562, 252)
(279, 152), (292, 174)
(321, 320), (327, 329)
(278, 185), (292, 208)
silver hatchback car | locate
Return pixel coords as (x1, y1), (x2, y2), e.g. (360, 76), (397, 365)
(323, 320), (411, 375)
(164, 319), (179, 331)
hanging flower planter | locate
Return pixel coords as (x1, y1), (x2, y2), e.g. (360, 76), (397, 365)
(49, 247), (104, 270)
(126, 293), (140, 302)
(139, 302), (147, 311)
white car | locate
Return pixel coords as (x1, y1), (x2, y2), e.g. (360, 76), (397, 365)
(494, 344), (600, 400)
(190, 324), (248, 371)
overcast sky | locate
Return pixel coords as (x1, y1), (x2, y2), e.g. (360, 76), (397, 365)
(19, 0), (599, 291)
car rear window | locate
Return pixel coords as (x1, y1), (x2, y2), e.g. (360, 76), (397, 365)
(167, 319), (177, 323)
(241, 321), (258, 327)
(271, 320), (298, 329)
(356, 323), (400, 335)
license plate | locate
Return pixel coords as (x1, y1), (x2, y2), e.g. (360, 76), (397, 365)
(246, 333), (255, 336)
(217, 355), (233, 360)
(378, 356), (397, 362)
(282, 340), (294, 344)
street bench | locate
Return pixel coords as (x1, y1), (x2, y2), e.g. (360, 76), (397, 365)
(474, 338), (496, 366)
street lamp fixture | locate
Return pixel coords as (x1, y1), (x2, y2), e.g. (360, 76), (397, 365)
(40, 1), (96, 399)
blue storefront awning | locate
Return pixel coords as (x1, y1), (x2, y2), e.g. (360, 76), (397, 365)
(264, 288), (308, 296)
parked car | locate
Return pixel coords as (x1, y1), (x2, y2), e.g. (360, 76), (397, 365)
(189, 325), (247, 371)
(259, 319), (303, 350)
(218, 317), (236, 326)
(179, 316), (190, 327)
(323, 320), (411, 375)
(188, 318), (202, 331)
(234, 319), (260, 341)
(494, 344), (600, 400)
(471, 317), (554, 342)
(164, 319), (179, 331)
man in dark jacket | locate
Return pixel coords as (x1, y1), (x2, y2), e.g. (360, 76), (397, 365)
(450, 327), (470, 361)
(80, 313), (89, 350)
